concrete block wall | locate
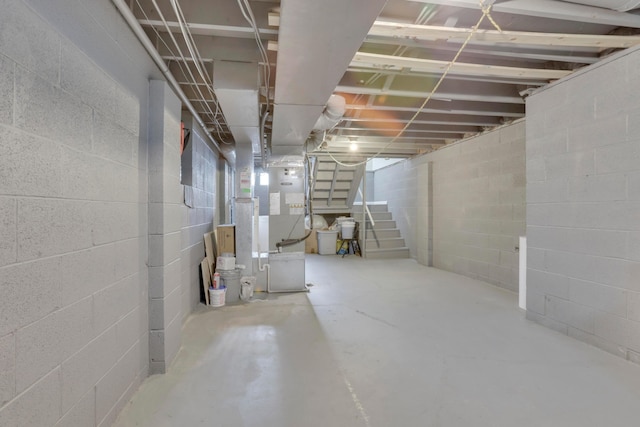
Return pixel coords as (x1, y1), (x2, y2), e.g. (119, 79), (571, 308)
(526, 46), (640, 362)
(148, 81), (183, 375)
(374, 121), (526, 291)
(180, 115), (219, 316)
(0, 1), (153, 425)
(431, 122), (526, 291)
(374, 156), (428, 259)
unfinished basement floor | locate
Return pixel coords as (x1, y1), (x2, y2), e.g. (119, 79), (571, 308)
(114, 255), (640, 427)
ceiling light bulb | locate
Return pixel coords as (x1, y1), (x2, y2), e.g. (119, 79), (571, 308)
(350, 142), (358, 151)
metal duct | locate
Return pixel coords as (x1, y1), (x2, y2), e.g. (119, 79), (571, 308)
(561, 0), (640, 12)
(270, 0), (387, 156)
(212, 61), (261, 153)
(313, 94), (346, 131)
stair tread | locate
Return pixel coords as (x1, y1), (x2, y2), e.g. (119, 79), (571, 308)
(364, 247), (410, 259)
(365, 246), (410, 252)
(353, 201), (388, 205)
(366, 237), (405, 242)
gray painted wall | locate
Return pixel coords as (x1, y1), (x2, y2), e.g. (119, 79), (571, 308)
(180, 116), (219, 317)
(0, 0), (150, 424)
(0, 0), (225, 425)
(374, 121), (526, 291)
(374, 157), (427, 262)
(148, 80), (183, 375)
(526, 46), (640, 363)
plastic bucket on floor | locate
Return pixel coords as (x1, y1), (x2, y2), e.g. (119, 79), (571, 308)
(317, 230), (338, 255)
(218, 268), (242, 303)
(209, 286), (226, 307)
(341, 222), (355, 239)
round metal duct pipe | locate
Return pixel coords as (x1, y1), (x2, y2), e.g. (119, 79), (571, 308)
(313, 94), (346, 131)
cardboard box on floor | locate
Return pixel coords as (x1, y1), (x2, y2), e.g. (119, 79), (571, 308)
(216, 224), (235, 255)
(305, 229), (318, 254)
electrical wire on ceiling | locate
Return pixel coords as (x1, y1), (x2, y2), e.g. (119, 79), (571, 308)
(136, 0), (232, 144)
(323, 0), (503, 168)
(168, 0), (233, 144)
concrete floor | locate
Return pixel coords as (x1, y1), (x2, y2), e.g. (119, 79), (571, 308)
(114, 256), (640, 427)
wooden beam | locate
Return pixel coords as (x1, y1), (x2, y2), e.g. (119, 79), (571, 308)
(369, 20), (640, 49)
(408, 0), (640, 28)
(351, 52), (571, 80)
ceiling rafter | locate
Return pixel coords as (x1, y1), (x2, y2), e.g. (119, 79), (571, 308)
(409, 0), (640, 28)
(369, 21), (640, 49)
(352, 52), (572, 80)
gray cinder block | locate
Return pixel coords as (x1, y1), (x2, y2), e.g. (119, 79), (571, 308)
(0, 332), (15, 407)
(148, 260), (181, 300)
(527, 268), (570, 300)
(568, 115), (626, 153)
(0, 368), (61, 427)
(0, 197), (16, 267)
(0, 0), (60, 83)
(93, 276), (135, 336)
(568, 173), (627, 202)
(115, 238), (142, 281)
(116, 307), (141, 357)
(0, 56), (13, 125)
(546, 295), (595, 334)
(18, 303), (94, 394)
(17, 198), (92, 261)
(0, 258), (62, 337)
(56, 388), (95, 427)
(115, 87), (140, 136)
(60, 244), (116, 306)
(95, 342), (140, 425)
(15, 70), (92, 152)
(60, 42), (116, 116)
(596, 142), (639, 175)
(0, 126), (63, 198)
(569, 278), (627, 317)
(93, 111), (137, 165)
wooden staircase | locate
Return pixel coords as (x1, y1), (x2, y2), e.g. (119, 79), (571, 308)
(352, 202), (410, 259)
(310, 156), (365, 214)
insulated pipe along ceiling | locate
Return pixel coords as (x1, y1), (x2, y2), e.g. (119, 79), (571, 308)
(313, 94), (346, 131)
(561, 0), (640, 12)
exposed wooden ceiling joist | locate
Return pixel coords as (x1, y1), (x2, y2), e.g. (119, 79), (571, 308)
(369, 21), (640, 49)
(410, 0), (640, 28)
(352, 52), (573, 80)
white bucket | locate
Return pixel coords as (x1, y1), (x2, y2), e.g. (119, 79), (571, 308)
(341, 222), (355, 239)
(219, 268), (242, 303)
(209, 286), (226, 307)
(217, 253), (236, 270)
(317, 230), (338, 255)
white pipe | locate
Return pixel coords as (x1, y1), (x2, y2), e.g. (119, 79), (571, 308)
(361, 177), (367, 258)
(112, 0), (224, 156)
(255, 198), (271, 292)
(313, 94), (346, 131)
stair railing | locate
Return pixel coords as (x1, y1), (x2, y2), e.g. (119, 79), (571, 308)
(357, 187), (375, 227)
(358, 186), (375, 258)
